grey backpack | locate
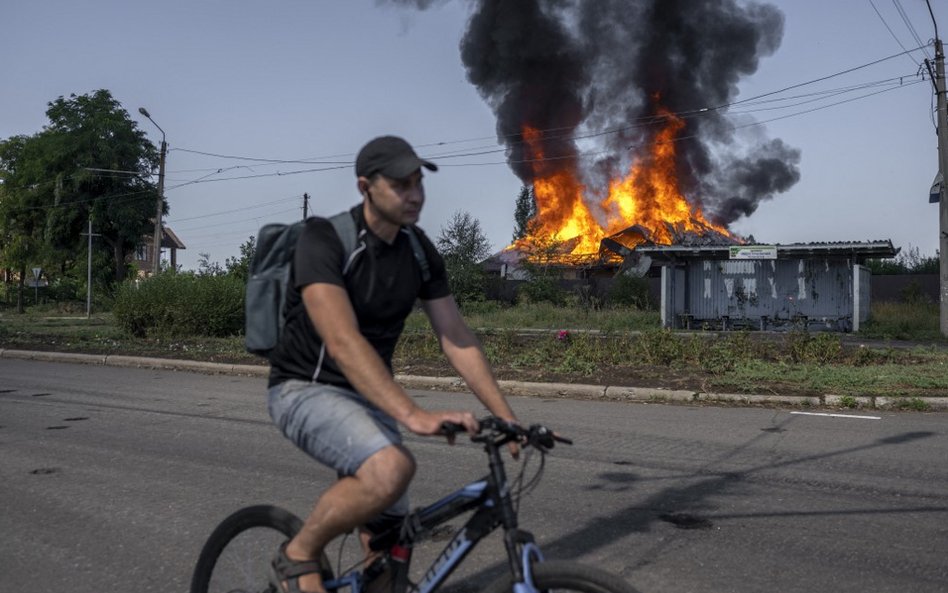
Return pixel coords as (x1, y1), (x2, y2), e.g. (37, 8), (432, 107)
(244, 210), (430, 358)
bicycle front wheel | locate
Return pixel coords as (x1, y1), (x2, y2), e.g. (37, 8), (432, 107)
(190, 504), (327, 593)
(484, 560), (640, 593)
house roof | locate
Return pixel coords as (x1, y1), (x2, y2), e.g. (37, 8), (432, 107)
(160, 226), (186, 250)
(633, 240), (897, 261)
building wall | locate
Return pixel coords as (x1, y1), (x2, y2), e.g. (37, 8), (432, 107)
(870, 274), (939, 303)
(670, 257), (859, 331)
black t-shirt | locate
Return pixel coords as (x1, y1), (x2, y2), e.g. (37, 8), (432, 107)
(267, 205), (451, 388)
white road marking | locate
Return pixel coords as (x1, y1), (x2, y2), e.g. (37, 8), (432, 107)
(791, 411), (881, 420)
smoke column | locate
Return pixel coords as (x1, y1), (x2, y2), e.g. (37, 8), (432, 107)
(385, 0), (802, 227)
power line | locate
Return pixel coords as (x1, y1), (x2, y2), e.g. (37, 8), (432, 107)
(164, 164), (351, 190)
(869, 0), (921, 65)
(171, 147), (351, 165)
(167, 195), (302, 223)
(165, 45), (932, 171)
(892, 0), (933, 60)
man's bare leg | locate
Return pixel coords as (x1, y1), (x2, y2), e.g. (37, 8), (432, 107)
(279, 445), (416, 593)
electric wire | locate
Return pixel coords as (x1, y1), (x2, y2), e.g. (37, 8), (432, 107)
(166, 45), (932, 170)
(869, 0), (921, 66)
(171, 147), (350, 165)
(892, 0), (933, 60)
(1, 73), (925, 218)
(167, 195), (301, 223)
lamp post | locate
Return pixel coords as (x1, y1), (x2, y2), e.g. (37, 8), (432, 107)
(138, 107), (167, 275)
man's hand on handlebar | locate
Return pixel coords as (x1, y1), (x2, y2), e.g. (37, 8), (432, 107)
(404, 409), (478, 443)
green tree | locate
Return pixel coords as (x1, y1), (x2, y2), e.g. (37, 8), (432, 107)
(516, 233), (567, 305)
(512, 185), (537, 241)
(866, 246), (940, 275)
(17, 90), (159, 286)
(0, 135), (56, 312)
(224, 235), (256, 283)
(436, 211), (492, 304)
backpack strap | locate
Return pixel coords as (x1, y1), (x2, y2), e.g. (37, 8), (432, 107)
(330, 210), (431, 283)
(403, 226), (432, 283)
(328, 210), (360, 273)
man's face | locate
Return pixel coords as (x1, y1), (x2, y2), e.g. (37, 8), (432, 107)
(362, 170), (425, 226)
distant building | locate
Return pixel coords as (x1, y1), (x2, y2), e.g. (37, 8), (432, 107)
(132, 226), (186, 276)
(637, 241), (898, 332)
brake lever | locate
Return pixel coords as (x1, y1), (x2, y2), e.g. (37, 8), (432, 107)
(440, 421), (467, 437)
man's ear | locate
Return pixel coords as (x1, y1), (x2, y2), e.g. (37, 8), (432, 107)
(357, 177), (370, 199)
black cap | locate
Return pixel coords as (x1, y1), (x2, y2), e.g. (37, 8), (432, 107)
(355, 136), (437, 179)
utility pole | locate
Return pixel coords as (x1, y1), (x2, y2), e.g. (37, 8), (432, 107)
(303, 192), (310, 219)
(935, 38), (948, 337)
(139, 107), (166, 276)
(81, 216), (100, 318)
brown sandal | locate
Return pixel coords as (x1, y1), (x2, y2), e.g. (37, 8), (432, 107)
(269, 541), (333, 593)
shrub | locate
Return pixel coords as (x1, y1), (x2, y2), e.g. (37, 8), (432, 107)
(608, 275), (651, 309)
(786, 331), (843, 364)
(113, 272), (244, 338)
(838, 395), (859, 409)
(634, 328), (683, 366)
(517, 275), (566, 306)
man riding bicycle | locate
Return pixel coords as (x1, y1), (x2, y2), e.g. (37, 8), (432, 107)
(265, 135), (519, 593)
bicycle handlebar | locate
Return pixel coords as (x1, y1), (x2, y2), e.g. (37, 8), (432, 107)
(440, 417), (572, 449)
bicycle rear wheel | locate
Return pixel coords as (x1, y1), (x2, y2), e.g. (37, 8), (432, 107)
(190, 504), (330, 593)
(483, 560), (639, 593)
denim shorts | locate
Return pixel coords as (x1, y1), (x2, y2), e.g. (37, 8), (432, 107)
(267, 379), (409, 518)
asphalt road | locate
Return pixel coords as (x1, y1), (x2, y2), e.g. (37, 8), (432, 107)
(1, 358), (946, 593)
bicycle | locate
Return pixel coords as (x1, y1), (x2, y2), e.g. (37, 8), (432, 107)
(190, 417), (637, 593)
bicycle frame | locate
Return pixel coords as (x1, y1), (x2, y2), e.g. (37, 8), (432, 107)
(323, 435), (544, 593)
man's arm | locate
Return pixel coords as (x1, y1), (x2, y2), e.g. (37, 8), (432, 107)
(422, 295), (517, 424)
(302, 282), (477, 435)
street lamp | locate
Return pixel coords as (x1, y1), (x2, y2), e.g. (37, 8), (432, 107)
(139, 107), (167, 275)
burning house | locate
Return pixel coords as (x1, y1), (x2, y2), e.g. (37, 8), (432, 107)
(458, 0), (801, 271)
(399, 1), (889, 330)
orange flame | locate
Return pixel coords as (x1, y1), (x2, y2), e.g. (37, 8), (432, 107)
(513, 107), (733, 259)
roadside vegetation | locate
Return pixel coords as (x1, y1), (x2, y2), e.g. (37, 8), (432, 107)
(2, 165), (945, 403)
(2, 290), (946, 401)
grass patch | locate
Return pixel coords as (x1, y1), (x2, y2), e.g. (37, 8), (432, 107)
(404, 302), (660, 333)
(861, 301), (943, 341)
(3, 306), (948, 400)
(710, 359), (948, 398)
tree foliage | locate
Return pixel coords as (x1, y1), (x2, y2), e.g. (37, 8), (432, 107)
(0, 89), (160, 307)
(41, 90), (160, 283)
(436, 210), (492, 304)
(225, 236), (256, 283)
(513, 185), (537, 241)
(515, 233), (567, 305)
(865, 247), (939, 275)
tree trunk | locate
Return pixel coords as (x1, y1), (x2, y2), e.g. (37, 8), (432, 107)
(113, 240), (127, 283)
(16, 265), (25, 314)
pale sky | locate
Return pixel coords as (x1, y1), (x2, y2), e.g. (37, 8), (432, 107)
(3, 0), (945, 271)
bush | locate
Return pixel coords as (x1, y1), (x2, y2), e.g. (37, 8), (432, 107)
(786, 331), (843, 364)
(608, 275), (652, 309)
(517, 275), (567, 306)
(634, 328), (683, 366)
(113, 272), (244, 338)
(444, 259), (488, 305)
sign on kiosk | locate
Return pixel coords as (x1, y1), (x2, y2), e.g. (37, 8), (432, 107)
(729, 245), (777, 260)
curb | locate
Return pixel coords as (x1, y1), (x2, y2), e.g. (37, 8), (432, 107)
(0, 348), (270, 378)
(2, 348), (946, 411)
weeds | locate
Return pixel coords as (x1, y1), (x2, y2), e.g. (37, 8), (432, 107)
(892, 397), (931, 412)
(786, 331), (844, 364)
(838, 395), (859, 409)
(861, 301), (941, 341)
(4, 305), (948, 400)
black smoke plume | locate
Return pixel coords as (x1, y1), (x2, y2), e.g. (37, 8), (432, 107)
(386, 0), (801, 228)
